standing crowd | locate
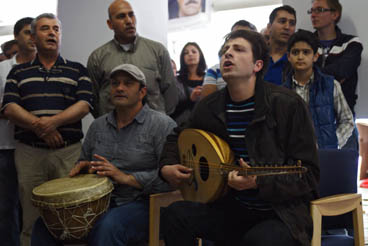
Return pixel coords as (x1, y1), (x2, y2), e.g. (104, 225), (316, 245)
(0, 0), (363, 246)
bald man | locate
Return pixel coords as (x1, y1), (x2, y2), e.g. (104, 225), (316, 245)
(88, 0), (178, 118)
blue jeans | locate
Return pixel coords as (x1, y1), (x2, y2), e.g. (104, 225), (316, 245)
(31, 200), (149, 246)
(0, 149), (20, 246)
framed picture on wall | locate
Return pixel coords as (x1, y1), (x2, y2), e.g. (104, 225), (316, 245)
(168, 0), (211, 30)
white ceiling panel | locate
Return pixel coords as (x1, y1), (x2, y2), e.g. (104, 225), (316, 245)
(212, 0), (282, 11)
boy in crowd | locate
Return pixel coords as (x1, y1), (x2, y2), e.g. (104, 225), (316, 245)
(284, 29), (354, 149)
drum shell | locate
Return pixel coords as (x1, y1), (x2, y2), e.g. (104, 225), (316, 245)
(32, 174), (114, 242)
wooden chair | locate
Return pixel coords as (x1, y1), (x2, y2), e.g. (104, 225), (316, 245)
(149, 190), (203, 246)
(149, 190), (183, 246)
(311, 149), (365, 246)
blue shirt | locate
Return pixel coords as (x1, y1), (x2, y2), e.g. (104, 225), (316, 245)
(264, 54), (288, 85)
(80, 104), (177, 205)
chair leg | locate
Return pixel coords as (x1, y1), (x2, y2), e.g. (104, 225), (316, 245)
(353, 199), (365, 246)
(310, 205), (322, 246)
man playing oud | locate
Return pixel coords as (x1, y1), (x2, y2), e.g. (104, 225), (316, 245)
(159, 30), (320, 246)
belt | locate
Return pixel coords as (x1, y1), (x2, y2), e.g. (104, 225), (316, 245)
(20, 139), (80, 149)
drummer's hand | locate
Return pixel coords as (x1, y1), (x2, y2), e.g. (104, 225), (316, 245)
(69, 160), (94, 177)
(161, 164), (193, 188)
(228, 158), (257, 191)
(91, 154), (142, 189)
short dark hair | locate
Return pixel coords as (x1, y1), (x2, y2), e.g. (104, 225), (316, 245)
(1, 40), (18, 58)
(178, 42), (207, 81)
(269, 5), (296, 24)
(287, 29), (320, 54)
(231, 20), (257, 32)
(220, 30), (269, 79)
(14, 17), (34, 36)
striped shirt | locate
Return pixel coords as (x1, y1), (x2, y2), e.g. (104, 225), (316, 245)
(1, 55), (93, 143)
(225, 95), (271, 210)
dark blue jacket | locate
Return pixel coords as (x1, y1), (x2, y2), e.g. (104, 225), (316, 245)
(284, 66), (338, 149)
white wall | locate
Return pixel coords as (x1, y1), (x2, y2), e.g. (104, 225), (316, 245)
(283, 0), (368, 118)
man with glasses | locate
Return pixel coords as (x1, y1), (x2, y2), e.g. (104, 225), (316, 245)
(309, 0), (363, 150)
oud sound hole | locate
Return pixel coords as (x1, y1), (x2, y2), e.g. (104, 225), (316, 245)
(191, 144), (197, 156)
(199, 157), (209, 181)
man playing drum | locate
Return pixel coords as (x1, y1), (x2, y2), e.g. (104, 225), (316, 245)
(159, 30), (320, 246)
(32, 63), (176, 246)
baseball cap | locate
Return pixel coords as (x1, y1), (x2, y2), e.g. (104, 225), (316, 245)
(110, 64), (146, 86)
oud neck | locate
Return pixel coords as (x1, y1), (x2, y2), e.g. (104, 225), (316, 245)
(226, 161), (306, 177)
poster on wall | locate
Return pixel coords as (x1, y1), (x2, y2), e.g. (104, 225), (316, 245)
(168, 0), (211, 31)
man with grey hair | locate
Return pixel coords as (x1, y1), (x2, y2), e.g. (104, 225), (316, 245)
(1, 13), (92, 246)
(87, 0), (178, 118)
(31, 64), (176, 246)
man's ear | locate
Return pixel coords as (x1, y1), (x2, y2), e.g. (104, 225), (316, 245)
(254, 60), (263, 73)
(331, 11), (340, 23)
(107, 19), (113, 30)
(313, 52), (319, 63)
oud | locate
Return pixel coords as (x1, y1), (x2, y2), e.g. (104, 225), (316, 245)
(178, 128), (307, 203)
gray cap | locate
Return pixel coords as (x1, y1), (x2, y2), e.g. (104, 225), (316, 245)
(110, 64), (146, 86)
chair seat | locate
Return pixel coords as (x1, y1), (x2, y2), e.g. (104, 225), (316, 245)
(322, 234), (354, 246)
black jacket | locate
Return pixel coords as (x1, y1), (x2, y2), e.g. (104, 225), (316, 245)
(160, 79), (320, 246)
(314, 26), (363, 114)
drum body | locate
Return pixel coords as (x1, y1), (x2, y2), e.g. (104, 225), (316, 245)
(32, 174), (114, 242)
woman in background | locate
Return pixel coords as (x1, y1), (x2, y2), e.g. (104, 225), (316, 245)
(171, 42), (206, 125)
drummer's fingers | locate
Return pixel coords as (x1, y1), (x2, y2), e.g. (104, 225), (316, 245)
(69, 161), (90, 177)
(93, 154), (109, 163)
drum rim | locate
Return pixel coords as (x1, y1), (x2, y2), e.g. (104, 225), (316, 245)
(32, 174), (114, 208)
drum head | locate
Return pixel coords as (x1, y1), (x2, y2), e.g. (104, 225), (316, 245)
(32, 174), (114, 208)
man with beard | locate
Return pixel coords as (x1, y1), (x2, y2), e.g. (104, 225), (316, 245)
(31, 64), (176, 246)
(159, 30), (319, 246)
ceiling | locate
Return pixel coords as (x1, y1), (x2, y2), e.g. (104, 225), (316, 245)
(212, 0), (282, 11)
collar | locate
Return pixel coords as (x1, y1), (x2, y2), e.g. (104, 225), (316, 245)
(313, 25), (342, 41)
(30, 54), (66, 67)
(106, 104), (149, 129)
(113, 34), (139, 52)
(206, 78), (270, 125)
(292, 73), (314, 87)
(269, 53), (288, 64)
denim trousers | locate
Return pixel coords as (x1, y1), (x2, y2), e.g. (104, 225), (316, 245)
(0, 149), (20, 246)
(31, 200), (149, 246)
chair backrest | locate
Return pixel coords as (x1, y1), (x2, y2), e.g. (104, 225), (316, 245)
(318, 149), (359, 230)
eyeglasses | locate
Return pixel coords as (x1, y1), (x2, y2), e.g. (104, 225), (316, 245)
(307, 7), (335, 14)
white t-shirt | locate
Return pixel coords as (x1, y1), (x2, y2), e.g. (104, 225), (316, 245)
(0, 56), (17, 149)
